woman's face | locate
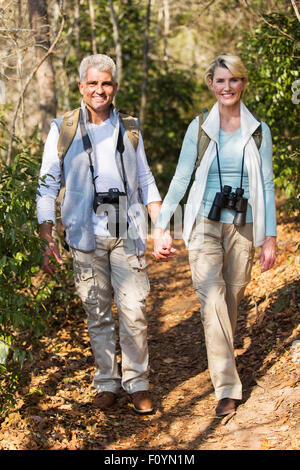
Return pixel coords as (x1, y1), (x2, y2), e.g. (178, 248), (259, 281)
(209, 66), (247, 108)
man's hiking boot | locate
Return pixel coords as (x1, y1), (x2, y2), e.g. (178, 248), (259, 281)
(93, 391), (116, 410)
(131, 390), (153, 414)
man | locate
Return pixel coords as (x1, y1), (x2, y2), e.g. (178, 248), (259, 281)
(37, 54), (165, 414)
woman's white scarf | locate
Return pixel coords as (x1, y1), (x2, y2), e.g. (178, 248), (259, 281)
(183, 101), (265, 248)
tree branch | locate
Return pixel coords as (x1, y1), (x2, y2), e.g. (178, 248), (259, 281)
(242, 0), (294, 40)
(6, 3), (65, 166)
(291, 0), (300, 22)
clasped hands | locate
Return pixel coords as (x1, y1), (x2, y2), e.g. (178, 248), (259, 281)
(152, 228), (176, 262)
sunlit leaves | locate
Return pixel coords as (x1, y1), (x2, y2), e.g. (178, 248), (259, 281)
(240, 12), (299, 213)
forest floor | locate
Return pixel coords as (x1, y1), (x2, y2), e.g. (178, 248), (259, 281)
(0, 216), (299, 452)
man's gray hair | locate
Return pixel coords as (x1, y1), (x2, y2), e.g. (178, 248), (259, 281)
(79, 54), (117, 82)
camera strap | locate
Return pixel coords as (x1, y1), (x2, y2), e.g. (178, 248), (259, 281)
(215, 143), (246, 191)
(116, 127), (127, 194)
(240, 146), (246, 190)
(79, 109), (97, 196)
(78, 109), (127, 195)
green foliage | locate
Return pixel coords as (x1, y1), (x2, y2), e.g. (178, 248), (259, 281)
(0, 152), (60, 417)
(63, 0), (146, 110)
(141, 68), (199, 195)
(60, 0), (199, 196)
(240, 12), (300, 213)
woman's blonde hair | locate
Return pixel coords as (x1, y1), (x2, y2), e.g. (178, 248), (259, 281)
(204, 55), (248, 85)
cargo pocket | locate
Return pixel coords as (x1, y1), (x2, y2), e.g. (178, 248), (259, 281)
(73, 262), (98, 304)
(224, 225), (255, 287)
(127, 254), (150, 302)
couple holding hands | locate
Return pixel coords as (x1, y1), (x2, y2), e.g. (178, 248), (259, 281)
(37, 53), (276, 416)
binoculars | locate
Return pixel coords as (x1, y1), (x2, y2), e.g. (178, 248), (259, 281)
(208, 185), (248, 227)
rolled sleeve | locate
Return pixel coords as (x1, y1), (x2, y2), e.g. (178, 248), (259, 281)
(36, 122), (61, 223)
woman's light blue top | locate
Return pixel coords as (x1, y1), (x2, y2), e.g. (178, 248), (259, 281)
(156, 120), (277, 236)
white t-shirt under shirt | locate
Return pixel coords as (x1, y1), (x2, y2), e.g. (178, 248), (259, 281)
(37, 117), (161, 237)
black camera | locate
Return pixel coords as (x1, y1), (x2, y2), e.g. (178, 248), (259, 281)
(93, 188), (127, 237)
(208, 185), (248, 227)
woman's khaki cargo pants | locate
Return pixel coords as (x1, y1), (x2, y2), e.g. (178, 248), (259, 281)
(188, 216), (255, 400)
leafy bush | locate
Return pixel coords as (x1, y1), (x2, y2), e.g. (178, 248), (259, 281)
(0, 153), (61, 417)
(240, 12), (300, 213)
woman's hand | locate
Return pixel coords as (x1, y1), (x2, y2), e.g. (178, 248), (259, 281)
(259, 236), (276, 273)
(152, 228), (176, 262)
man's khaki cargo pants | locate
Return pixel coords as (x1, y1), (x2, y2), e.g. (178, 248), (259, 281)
(70, 236), (150, 394)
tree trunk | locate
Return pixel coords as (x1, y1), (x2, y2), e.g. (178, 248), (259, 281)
(108, 0), (122, 86)
(74, 0), (80, 57)
(27, 0), (57, 140)
(163, 0), (169, 68)
(88, 0), (97, 54)
(139, 0), (151, 133)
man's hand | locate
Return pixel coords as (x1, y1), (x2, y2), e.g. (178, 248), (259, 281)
(42, 240), (63, 275)
(40, 222), (63, 275)
(152, 228), (176, 262)
(259, 236), (276, 273)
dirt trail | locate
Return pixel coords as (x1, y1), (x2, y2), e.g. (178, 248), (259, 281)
(0, 218), (299, 451)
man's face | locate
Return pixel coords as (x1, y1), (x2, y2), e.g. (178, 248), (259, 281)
(78, 67), (118, 119)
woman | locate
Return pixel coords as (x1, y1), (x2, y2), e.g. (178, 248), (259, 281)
(153, 55), (277, 416)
